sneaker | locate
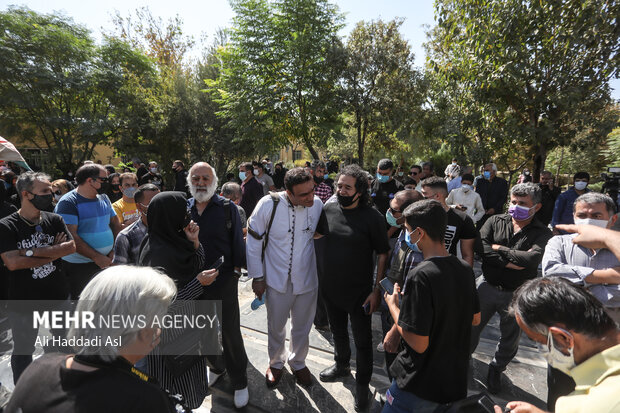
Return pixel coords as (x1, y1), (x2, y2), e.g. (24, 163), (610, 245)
(376, 342), (385, 353)
(234, 387), (249, 408)
(207, 367), (225, 387)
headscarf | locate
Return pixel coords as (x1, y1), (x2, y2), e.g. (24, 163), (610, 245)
(138, 191), (197, 288)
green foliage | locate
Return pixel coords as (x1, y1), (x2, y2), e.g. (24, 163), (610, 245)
(210, 0), (345, 160)
(0, 7), (156, 173)
(427, 0), (619, 180)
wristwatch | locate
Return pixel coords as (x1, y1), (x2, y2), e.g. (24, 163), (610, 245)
(25, 249), (34, 257)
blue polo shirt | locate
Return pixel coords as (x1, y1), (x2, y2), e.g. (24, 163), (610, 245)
(551, 187), (591, 228)
(55, 189), (116, 263)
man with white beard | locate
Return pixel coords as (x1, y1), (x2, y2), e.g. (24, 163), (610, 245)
(186, 162), (250, 408)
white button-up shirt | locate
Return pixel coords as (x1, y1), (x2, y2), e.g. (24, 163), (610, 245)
(446, 186), (485, 224)
(246, 192), (324, 295)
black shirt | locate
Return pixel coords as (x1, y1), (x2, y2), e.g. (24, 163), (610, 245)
(478, 214), (552, 290)
(240, 177), (264, 217)
(535, 185), (561, 226)
(173, 169), (189, 194)
(371, 178), (404, 216)
(321, 202), (390, 311)
(6, 353), (174, 413)
(0, 211), (71, 300)
(189, 194), (246, 290)
(445, 208), (478, 256)
(475, 176), (508, 214)
(390, 256), (479, 404)
(140, 172), (164, 189)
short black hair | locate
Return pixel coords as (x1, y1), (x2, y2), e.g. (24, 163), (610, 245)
(410, 165), (421, 173)
(239, 162), (253, 172)
(76, 164), (104, 185)
(337, 164), (371, 206)
(311, 160), (326, 171)
(284, 167), (313, 193)
(377, 159), (394, 171)
(421, 161), (434, 171)
(420, 176), (448, 196)
(403, 199), (446, 243)
(104, 164), (116, 175)
(573, 171), (590, 181)
(393, 189), (423, 212)
(134, 184), (160, 204)
(255, 162), (265, 170)
(511, 277), (616, 338)
(462, 173), (475, 182)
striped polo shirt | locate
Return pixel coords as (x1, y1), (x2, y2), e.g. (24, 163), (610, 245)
(55, 189), (116, 263)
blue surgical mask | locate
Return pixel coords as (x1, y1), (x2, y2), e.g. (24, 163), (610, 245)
(123, 187), (137, 199)
(239, 171), (246, 181)
(376, 173), (390, 184)
(385, 210), (400, 227)
(324, 174), (329, 180)
(483, 171), (491, 179)
(405, 229), (421, 253)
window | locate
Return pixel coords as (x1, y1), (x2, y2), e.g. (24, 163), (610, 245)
(293, 150), (302, 161)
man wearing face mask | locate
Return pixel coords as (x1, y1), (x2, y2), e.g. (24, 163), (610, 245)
(535, 171), (561, 227)
(112, 173), (140, 229)
(0, 172), (76, 383)
(320, 164), (390, 412)
(55, 164), (121, 300)
(551, 172), (590, 235)
(471, 183), (552, 394)
(139, 161), (164, 190)
(310, 160), (333, 204)
(446, 174), (485, 224)
(493, 277), (620, 413)
(239, 162), (264, 217)
(171, 160), (190, 196)
(444, 157), (460, 182)
(254, 162), (276, 195)
(542, 193), (620, 410)
(475, 162), (509, 229)
(372, 159), (404, 218)
(112, 184), (160, 265)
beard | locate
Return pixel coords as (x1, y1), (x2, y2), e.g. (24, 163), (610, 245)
(190, 182), (217, 203)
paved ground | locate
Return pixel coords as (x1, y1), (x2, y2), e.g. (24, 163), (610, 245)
(0, 268), (549, 412)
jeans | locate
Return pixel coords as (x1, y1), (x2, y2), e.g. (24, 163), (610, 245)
(201, 274), (248, 390)
(63, 261), (101, 300)
(470, 280), (521, 371)
(324, 295), (373, 385)
(380, 297), (397, 381)
(381, 380), (441, 413)
(314, 238), (329, 327)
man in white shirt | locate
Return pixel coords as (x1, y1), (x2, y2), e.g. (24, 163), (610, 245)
(247, 168), (327, 389)
(446, 174), (485, 224)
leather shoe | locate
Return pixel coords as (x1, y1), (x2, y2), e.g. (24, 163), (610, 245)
(354, 383), (371, 412)
(319, 363), (350, 382)
(292, 366), (313, 387)
(486, 365), (502, 394)
(265, 366), (283, 388)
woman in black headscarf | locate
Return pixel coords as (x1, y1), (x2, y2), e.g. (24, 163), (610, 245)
(139, 191), (218, 410)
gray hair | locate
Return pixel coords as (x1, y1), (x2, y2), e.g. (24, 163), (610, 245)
(310, 160), (326, 171)
(187, 163), (219, 192)
(16, 172), (51, 199)
(485, 162), (498, 172)
(511, 183), (542, 204)
(573, 192), (617, 216)
(221, 182), (242, 202)
(69, 265), (176, 362)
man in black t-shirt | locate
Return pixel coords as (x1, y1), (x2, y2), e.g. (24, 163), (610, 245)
(383, 200), (480, 411)
(0, 172), (76, 383)
(319, 164), (390, 412)
(371, 158), (404, 217)
(171, 160), (190, 196)
(420, 177), (477, 267)
(140, 161), (164, 190)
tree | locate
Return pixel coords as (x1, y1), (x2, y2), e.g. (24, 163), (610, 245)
(342, 18), (424, 167)
(212, 0), (345, 159)
(0, 7), (156, 174)
(427, 0), (619, 181)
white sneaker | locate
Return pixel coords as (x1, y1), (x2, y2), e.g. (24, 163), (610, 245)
(233, 387), (249, 408)
(207, 367), (225, 388)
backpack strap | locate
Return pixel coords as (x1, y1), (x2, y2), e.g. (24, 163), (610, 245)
(246, 192), (281, 263)
(222, 198), (232, 231)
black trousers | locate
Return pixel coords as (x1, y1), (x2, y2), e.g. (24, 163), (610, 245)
(324, 296), (373, 386)
(63, 261), (101, 300)
(201, 274), (248, 390)
(547, 366), (575, 411)
(314, 238), (329, 326)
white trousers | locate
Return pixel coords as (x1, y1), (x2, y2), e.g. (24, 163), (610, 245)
(265, 281), (318, 371)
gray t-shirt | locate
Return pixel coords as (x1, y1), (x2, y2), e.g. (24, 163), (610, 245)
(236, 204), (247, 228)
(256, 174), (275, 195)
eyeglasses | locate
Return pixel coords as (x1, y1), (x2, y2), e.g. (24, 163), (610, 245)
(54, 190), (62, 196)
(94, 176), (108, 183)
(388, 207), (401, 215)
(410, 172), (418, 175)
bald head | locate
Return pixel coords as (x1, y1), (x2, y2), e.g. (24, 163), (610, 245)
(188, 162), (218, 203)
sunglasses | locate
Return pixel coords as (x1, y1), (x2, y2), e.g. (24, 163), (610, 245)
(94, 176), (108, 183)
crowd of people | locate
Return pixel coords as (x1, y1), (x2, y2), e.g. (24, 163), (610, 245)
(0, 156), (618, 413)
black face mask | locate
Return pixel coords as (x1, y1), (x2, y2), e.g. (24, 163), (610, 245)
(313, 175), (324, 184)
(29, 193), (53, 211)
(111, 184), (120, 191)
(96, 181), (108, 195)
(337, 192), (358, 207)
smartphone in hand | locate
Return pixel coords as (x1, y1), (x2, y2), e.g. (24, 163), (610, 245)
(211, 255), (224, 270)
(380, 278), (395, 295)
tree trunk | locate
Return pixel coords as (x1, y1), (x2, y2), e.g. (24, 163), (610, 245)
(356, 113), (364, 168)
(532, 142), (547, 183)
(555, 146), (565, 188)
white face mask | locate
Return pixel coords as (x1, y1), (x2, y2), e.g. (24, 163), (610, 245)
(462, 184), (472, 192)
(574, 181), (588, 191)
(150, 167), (158, 173)
(574, 218), (609, 228)
(253, 169), (260, 176)
(538, 328), (576, 375)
